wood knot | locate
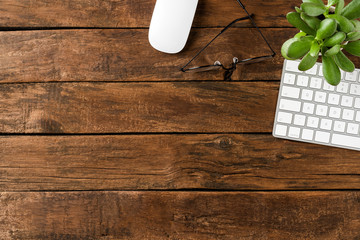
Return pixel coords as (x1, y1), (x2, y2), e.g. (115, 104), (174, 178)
(216, 136), (233, 149)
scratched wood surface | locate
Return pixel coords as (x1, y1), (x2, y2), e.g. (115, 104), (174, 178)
(1, 0), (360, 239)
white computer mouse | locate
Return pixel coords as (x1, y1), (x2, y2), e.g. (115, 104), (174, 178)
(148, 0), (199, 54)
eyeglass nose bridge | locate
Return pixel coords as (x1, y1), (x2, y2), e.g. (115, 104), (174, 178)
(223, 57), (239, 81)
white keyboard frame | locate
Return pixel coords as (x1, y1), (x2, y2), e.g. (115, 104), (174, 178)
(273, 59), (360, 151)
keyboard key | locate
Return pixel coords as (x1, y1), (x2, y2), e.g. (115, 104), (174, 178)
(297, 75), (309, 87)
(355, 98), (360, 108)
(279, 99), (301, 112)
(277, 112), (292, 124)
(302, 102), (315, 114)
(318, 66), (323, 76)
(305, 65), (317, 75)
(350, 84), (360, 96)
(329, 107), (341, 119)
(323, 81), (335, 91)
(285, 60), (301, 73)
(332, 134), (360, 149)
(315, 131), (330, 143)
(341, 96), (353, 107)
(336, 82), (349, 93)
(301, 129), (314, 141)
(345, 70), (358, 82)
(316, 105), (328, 116)
(340, 70), (345, 80)
(275, 124), (287, 136)
(347, 123), (359, 134)
(314, 91), (327, 103)
(310, 77), (322, 89)
(356, 111), (360, 122)
(307, 116), (319, 128)
(281, 86), (300, 99)
(283, 73), (296, 85)
(288, 127), (300, 138)
(320, 119), (332, 130)
(328, 93), (340, 105)
(333, 121), (346, 132)
(342, 109), (354, 121)
(294, 114), (306, 126)
(301, 89), (313, 101)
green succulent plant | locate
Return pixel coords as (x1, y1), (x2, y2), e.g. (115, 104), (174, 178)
(281, 0), (360, 86)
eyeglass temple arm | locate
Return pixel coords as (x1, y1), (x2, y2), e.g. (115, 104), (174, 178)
(236, 0), (276, 56)
(181, 15), (252, 72)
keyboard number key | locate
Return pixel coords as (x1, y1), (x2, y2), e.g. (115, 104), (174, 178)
(345, 70), (358, 82)
(283, 73), (296, 85)
(323, 81), (335, 91)
(356, 111), (360, 122)
(297, 75), (309, 87)
(310, 77), (322, 89)
(305, 65), (318, 75)
(336, 82), (349, 93)
(350, 84), (360, 96)
(355, 98), (360, 108)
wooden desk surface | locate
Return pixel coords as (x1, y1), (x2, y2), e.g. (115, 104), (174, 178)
(1, 0), (360, 239)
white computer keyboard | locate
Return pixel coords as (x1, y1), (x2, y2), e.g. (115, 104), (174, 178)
(273, 59), (360, 151)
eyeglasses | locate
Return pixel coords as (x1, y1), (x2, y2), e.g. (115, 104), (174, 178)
(181, 0), (276, 81)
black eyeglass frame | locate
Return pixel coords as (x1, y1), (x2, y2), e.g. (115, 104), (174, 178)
(180, 0), (276, 80)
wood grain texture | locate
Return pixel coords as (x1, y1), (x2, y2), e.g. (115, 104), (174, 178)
(1, 134), (360, 191)
(1, 191), (360, 240)
(0, 82), (279, 134)
(0, 28), (285, 83)
(1, 28), (358, 83)
(0, 0), (295, 28)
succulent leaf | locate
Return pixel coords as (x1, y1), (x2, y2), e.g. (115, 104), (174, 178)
(341, 0), (360, 20)
(323, 31), (346, 46)
(287, 12), (316, 36)
(343, 40), (360, 56)
(301, 3), (326, 16)
(322, 55), (341, 86)
(324, 44), (341, 56)
(334, 51), (355, 72)
(299, 52), (318, 71)
(316, 19), (337, 40)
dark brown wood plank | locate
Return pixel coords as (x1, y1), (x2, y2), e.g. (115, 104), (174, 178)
(0, 0), (295, 28)
(1, 191), (360, 239)
(0, 82), (279, 134)
(1, 134), (360, 191)
(1, 28), (358, 83)
(0, 28), (291, 83)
